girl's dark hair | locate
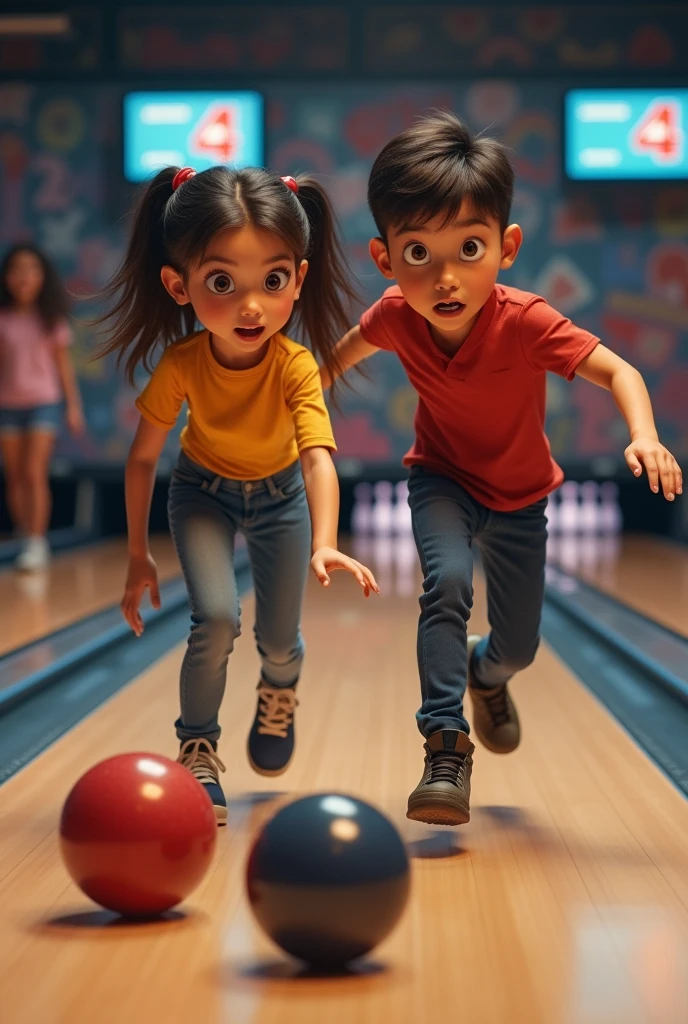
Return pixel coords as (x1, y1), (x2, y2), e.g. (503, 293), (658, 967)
(368, 110), (514, 239)
(0, 243), (70, 330)
(96, 166), (357, 399)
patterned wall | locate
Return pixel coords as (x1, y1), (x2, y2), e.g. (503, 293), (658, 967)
(1, 78), (687, 469)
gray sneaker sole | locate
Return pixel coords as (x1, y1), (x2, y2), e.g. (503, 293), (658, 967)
(406, 793), (470, 826)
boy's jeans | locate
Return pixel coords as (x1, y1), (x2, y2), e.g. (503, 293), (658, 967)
(167, 451), (311, 744)
(408, 465), (548, 738)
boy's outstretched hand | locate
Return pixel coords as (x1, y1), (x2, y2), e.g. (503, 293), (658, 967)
(624, 437), (683, 501)
(311, 547), (380, 597)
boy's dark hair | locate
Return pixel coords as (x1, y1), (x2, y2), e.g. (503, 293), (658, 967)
(96, 165), (356, 399)
(368, 110), (514, 240)
(0, 243), (70, 330)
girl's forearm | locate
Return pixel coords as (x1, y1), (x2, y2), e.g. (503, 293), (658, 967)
(302, 452), (340, 551)
(125, 458), (157, 557)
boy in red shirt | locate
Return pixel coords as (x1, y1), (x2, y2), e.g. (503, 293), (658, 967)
(322, 111), (682, 826)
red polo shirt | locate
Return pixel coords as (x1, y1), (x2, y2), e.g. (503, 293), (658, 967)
(359, 284), (599, 511)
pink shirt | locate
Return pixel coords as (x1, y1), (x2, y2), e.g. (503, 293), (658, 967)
(360, 284), (599, 511)
(0, 309), (72, 408)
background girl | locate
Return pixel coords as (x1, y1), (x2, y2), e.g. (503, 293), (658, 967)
(98, 165), (378, 824)
(0, 244), (85, 571)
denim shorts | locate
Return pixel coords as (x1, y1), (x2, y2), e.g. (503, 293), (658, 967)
(0, 403), (63, 436)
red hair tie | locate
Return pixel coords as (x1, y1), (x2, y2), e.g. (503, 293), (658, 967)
(172, 167), (196, 191)
(281, 175), (299, 194)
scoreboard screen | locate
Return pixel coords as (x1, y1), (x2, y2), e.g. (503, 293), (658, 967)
(123, 91), (264, 183)
(564, 89), (688, 180)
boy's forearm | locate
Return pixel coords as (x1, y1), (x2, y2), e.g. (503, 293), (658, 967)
(321, 327), (378, 390)
(610, 365), (659, 441)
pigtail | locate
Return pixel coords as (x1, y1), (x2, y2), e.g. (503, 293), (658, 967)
(289, 176), (361, 407)
(94, 167), (197, 385)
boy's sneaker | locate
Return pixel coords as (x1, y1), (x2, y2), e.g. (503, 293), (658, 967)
(467, 634), (521, 754)
(177, 738), (227, 825)
(15, 535), (50, 572)
(247, 681), (298, 777)
(406, 730), (474, 826)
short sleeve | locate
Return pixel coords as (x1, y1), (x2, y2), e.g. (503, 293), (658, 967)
(135, 348), (186, 430)
(359, 296), (396, 351)
(518, 298), (599, 380)
(52, 319), (72, 348)
(284, 349), (337, 453)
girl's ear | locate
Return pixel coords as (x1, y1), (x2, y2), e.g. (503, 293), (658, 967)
(294, 259), (308, 300)
(160, 265), (191, 305)
(369, 237), (395, 280)
(500, 225), (523, 270)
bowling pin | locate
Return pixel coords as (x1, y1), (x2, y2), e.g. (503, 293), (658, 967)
(372, 481), (394, 536)
(394, 480), (413, 535)
(599, 481), (622, 533)
(372, 534), (394, 592)
(352, 482), (373, 535)
(395, 534), (418, 597)
(579, 481), (600, 535)
(558, 481), (580, 534)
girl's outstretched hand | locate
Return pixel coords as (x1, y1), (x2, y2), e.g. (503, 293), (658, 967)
(121, 552), (161, 636)
(624, 437), (683, 500)
(310, 547), (380, 598)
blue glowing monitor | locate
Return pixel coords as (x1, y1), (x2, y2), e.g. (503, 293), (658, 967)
(123, 91), (264, 182)
(565, 89), (688, 180)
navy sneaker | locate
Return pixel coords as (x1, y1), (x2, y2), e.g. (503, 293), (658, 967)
(177, 738), (227, 825)
(247, 681), (298, 777)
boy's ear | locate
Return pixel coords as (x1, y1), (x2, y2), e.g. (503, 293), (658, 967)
(161, 265), (191, 305)
(500, 224), (523, 270)
(369, 237), (395, 280)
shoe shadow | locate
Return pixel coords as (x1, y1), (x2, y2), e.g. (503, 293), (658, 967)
(227, 791), (286, 810)
(406, 831), (467, 860)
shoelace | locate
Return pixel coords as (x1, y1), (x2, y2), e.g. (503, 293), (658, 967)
(257, 685), (298, 738)
(178, 739), (226, 786)
(483, 687), (510, 728)
(427, 750), (470, 788)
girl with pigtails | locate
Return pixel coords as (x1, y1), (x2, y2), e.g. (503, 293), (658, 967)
(97, 165), (378, 823)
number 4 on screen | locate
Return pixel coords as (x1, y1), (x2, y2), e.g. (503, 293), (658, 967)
(630, 101), (684, 165)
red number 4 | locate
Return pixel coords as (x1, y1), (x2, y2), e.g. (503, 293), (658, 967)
(630, 101), (684, 164)
(190, 106), (240, 163)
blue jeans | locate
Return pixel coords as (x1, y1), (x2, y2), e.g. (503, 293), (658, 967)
(408, 466), (548, 738)
(0, 402), (63, 436)
(167, 451), (311, 744)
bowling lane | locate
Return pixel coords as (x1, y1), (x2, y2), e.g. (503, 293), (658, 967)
(0, 536), (181, 657)
(548, 533), (688, 638)
(2, 547), (688, 1023)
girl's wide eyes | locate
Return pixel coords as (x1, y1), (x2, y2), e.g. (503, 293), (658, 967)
(402, 242), (430, 266)
(460, 238), (487, 262)
(264, 269), (290, 292)
(205, 272), (235, 295)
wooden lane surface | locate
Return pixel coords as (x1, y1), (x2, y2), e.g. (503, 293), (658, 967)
(0, 536), (180, 657)
(549, 533), (688, 638)
(1, 549), (688, 1024)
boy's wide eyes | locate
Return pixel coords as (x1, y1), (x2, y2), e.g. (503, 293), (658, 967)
(460, 238), (486, 262)
(205, 272), (235, 295)
(402, 242), (430, 266)
(401, 238), (487, 266)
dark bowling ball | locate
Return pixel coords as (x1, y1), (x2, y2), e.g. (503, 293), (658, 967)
(246, 793), (410, 967)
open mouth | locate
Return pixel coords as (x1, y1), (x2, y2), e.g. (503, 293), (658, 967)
(234, 326), (265, 341)
(433, 301), (466, 318)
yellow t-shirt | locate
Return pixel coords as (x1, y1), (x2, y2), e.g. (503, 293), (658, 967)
(135, 330), (336, 480)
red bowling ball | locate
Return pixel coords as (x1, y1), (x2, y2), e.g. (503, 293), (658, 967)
(59, 753), (217, 917)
